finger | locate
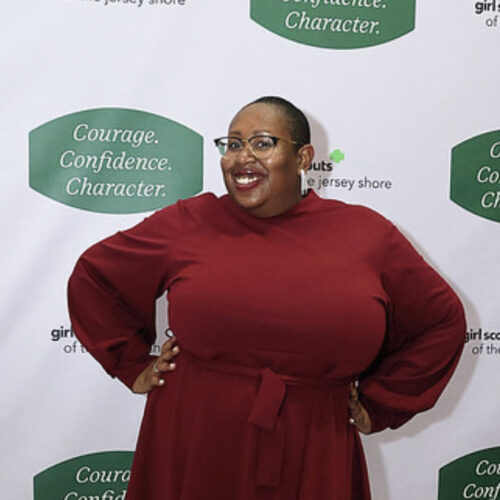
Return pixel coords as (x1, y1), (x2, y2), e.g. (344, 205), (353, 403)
(153, 357), (173, 373)
(348, 397), (366, 423)
(155, 358), (177, 373)
(160, 346), (180, 362)
(157, 347), (180, 366)
(348, 404), (371, 434)
(160, 338), (174, 354)
(349, 385), (359, 401)
(355, 414), (371, 434)
(350, 407), (365, 425)
(161, 336), (178, 354)
(347, 393), (361, 410)
(349, 414), (364, 430)
(151, 374), (166, 387)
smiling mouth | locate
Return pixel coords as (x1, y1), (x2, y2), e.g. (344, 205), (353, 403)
(232, 170), (265, 189)
(235, 175), (260, 185)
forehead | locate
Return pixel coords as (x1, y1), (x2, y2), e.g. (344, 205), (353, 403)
(228, 103), (290, 137)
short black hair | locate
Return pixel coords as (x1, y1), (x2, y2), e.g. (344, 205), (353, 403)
(244, 96), (311, 147)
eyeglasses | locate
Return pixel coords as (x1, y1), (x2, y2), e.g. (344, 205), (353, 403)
(213, 135), (299, 160)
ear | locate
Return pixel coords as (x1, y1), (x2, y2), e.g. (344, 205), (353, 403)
(296, 144), (315, 174)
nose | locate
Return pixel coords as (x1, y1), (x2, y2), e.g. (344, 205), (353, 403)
(236, 141), (256, 161)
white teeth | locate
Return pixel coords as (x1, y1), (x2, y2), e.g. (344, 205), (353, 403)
(235, 176), (259, 185)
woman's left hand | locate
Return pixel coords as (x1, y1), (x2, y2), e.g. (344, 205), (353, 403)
(348, 384), (372, 434)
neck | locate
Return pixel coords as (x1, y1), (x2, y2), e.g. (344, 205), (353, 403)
(244, 189), (304, 219)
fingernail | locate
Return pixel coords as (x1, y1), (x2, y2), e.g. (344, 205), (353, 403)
(159, 379), (165, 386)
(169, 363), (176, 369)
(173, 346), (180, 353)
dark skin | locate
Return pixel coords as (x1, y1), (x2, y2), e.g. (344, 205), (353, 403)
(132, 102), (372, 434)
(220, 103), (314, 218)
(131, 335), (180, 393)
(348, 384), (372, 434)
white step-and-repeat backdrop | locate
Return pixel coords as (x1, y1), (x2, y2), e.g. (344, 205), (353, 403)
(2, 1), (499, 499)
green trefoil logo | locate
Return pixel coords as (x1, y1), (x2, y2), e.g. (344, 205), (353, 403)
(329, 149), (345, 163)
(250, 0), (416, 50)
(29, 108), (203, 214)
(450, 130), (500, 223)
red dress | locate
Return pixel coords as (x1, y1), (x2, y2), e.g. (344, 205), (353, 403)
(68, 190), (465, 500)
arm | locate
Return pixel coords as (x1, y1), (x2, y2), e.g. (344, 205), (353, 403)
(359, 224), (466, 433)
(67, 205), (183, 390)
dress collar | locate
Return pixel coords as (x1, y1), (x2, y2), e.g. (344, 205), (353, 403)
(219, 189), (321, 223)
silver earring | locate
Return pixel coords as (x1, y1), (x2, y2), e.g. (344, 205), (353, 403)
(300, 169), (308, 196)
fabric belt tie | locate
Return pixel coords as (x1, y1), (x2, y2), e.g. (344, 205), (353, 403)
(181, 350), (350, 488)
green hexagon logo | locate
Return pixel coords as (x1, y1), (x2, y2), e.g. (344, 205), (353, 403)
(451, 130), (500, 223)
(438, 447), (500, 500)
(250, 0), (416, 49)
(29, 108), (203, 214)
(34, 451), (133, 500)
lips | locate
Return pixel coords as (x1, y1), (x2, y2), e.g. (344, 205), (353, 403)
(232, 168), (265, 190)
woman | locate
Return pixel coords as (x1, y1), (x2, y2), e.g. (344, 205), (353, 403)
(68, 96), (466, 499)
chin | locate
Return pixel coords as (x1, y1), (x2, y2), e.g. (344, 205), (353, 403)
(230, 191), (266, 212)
(224, 178), (266, 210)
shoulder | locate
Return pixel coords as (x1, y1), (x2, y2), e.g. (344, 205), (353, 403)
(78, 193), (220, 258)
(314, 194), (393, 233)
(141, 192), (219, 226)
(130, 191), (232, 238)
(153, 192), (217, 216)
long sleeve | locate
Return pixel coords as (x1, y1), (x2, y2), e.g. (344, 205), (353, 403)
(359, 223), (466, 433)
(67, 203), (185, 390)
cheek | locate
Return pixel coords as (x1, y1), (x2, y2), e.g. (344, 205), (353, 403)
(220, 157), (232, 173)
(267, 157), (299, 183)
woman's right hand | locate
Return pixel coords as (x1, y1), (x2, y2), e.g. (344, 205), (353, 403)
(132, 336), (180, 394)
